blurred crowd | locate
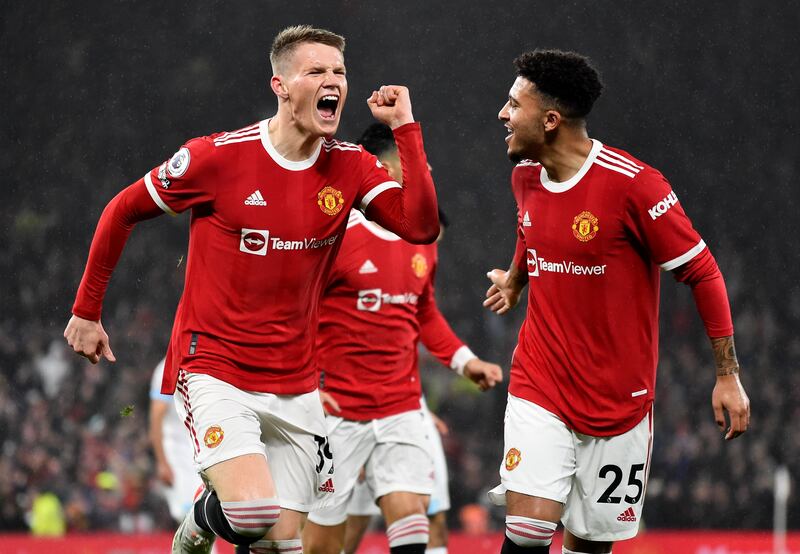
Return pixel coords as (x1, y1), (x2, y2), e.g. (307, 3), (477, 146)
(2, 1), (798, 537)
(1, 187), (797, 535)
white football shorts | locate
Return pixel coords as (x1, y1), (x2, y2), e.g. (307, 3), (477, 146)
(161, 431), (203, 521)
(488, 394), (653, 542)
(173, 370), (335, 513)
(307, 408), (434, 526)
(346, 397), (450, 517)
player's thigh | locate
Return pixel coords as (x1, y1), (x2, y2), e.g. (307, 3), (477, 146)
(306, 417), (375, 526)
(258, 390), (342, 513)
(346, 475), (381, 518)
(378, 491), (429, 525)
(420, 404), (450, 515)
(343, 514), (373, 554)
(174, 370), (274, 499)
(428, 511), (448, 548)
(266, 508), (307, 542)
(563, 409), (653, 543)
(302, 519), (347, 554)
(367, 410), (434, 509)
(488, 394), (575, 514)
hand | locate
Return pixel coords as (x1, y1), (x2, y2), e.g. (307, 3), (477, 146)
(63, 315), (116, 364)
(156, 459), (174, 486)
(483, 269), (524, 315)
(367, 85), (414, 129)
(463, 358), (504, 391)
(430, 412), (449, 436)
(711, 373), (750, 440)
(319, 390), (341, 415)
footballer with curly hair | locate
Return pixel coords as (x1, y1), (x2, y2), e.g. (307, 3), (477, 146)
(483, 49), (750, 553)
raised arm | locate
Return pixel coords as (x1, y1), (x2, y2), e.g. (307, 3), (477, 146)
(363, 86), (439, 244)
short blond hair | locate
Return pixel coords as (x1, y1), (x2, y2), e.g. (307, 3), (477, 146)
(270, 25), (346, 73)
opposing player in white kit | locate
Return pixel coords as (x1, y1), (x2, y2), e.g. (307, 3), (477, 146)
(64, 25), (441, 554)
(302, 123), (503, 554)
(483, 50), (750, 553)
(149, 358), (203, 523)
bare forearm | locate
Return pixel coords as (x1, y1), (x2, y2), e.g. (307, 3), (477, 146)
(507, 257), (528, 292)
(711, 335), (740, 376)
(149, 404), (168, 463)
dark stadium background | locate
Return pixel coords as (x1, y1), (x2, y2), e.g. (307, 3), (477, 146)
(1, 0), (798, 544)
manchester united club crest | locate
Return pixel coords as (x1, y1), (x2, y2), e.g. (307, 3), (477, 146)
(317, 186), (344, 216)
(572, 210), (599, 242)
(411, 253), (428, 278)
(505, 448), (522, 471)
(203, 425), (224, 449)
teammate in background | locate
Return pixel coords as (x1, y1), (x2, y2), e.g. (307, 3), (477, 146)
(341, 404), (453, 554)
(482, 50), (750, 554)
(63, 25), (440, 554)
(337, 204), (460, 554)
(149, 358), (203, 524)
(302, 123), (503, 554)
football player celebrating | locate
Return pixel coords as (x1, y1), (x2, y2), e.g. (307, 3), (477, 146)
(302, 123), (503, 554)
(483, 50), (750, 554)
(64, 25), (439, 554)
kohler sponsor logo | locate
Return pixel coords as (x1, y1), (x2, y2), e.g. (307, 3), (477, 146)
(648, 191), (678, 220)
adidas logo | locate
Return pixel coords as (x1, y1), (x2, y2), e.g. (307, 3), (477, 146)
(359, 259), (378, 274)
(244, 190), (267, 206)
(318, 478), (335, 493)
(616, 507), (637, 522)
(522, 211), (532, 227)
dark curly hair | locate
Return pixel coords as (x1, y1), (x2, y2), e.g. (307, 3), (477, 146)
(514, 49), (603, 119)
(357, 123), (397, 158)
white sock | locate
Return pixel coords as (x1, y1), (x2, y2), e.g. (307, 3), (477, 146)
(426, 547), (448, 554)
(386, 513), (430, 548)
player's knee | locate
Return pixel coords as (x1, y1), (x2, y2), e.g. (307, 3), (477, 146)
(220, 498), (281, 541)
(505, 515), (557, 547)
(386, 513), (429, 549)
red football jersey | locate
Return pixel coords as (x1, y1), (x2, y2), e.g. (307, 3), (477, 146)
(316, 210), (468, 420)
(510, 139), (706, 436)
(141, 121), (407, 395)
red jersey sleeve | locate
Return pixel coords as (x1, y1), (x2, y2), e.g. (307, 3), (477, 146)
(361, 123), (439, 244)
(672, 247), (734, 337)
(624, 168), (706, 271)
(142, 137), (218, 215)
(417, 255), (472, 373)
(71, 182), (164, 320)
(71, 137), (217, 320)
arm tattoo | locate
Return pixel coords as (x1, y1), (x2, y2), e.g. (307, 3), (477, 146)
(711, 336), (739, 376)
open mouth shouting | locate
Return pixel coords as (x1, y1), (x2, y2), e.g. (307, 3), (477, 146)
(317, 94), (340, 121)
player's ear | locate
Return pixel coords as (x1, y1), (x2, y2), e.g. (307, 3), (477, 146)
(380, 156), (403, 183)
(543, 109), (562, 132)
(270, 75), (289, 100)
